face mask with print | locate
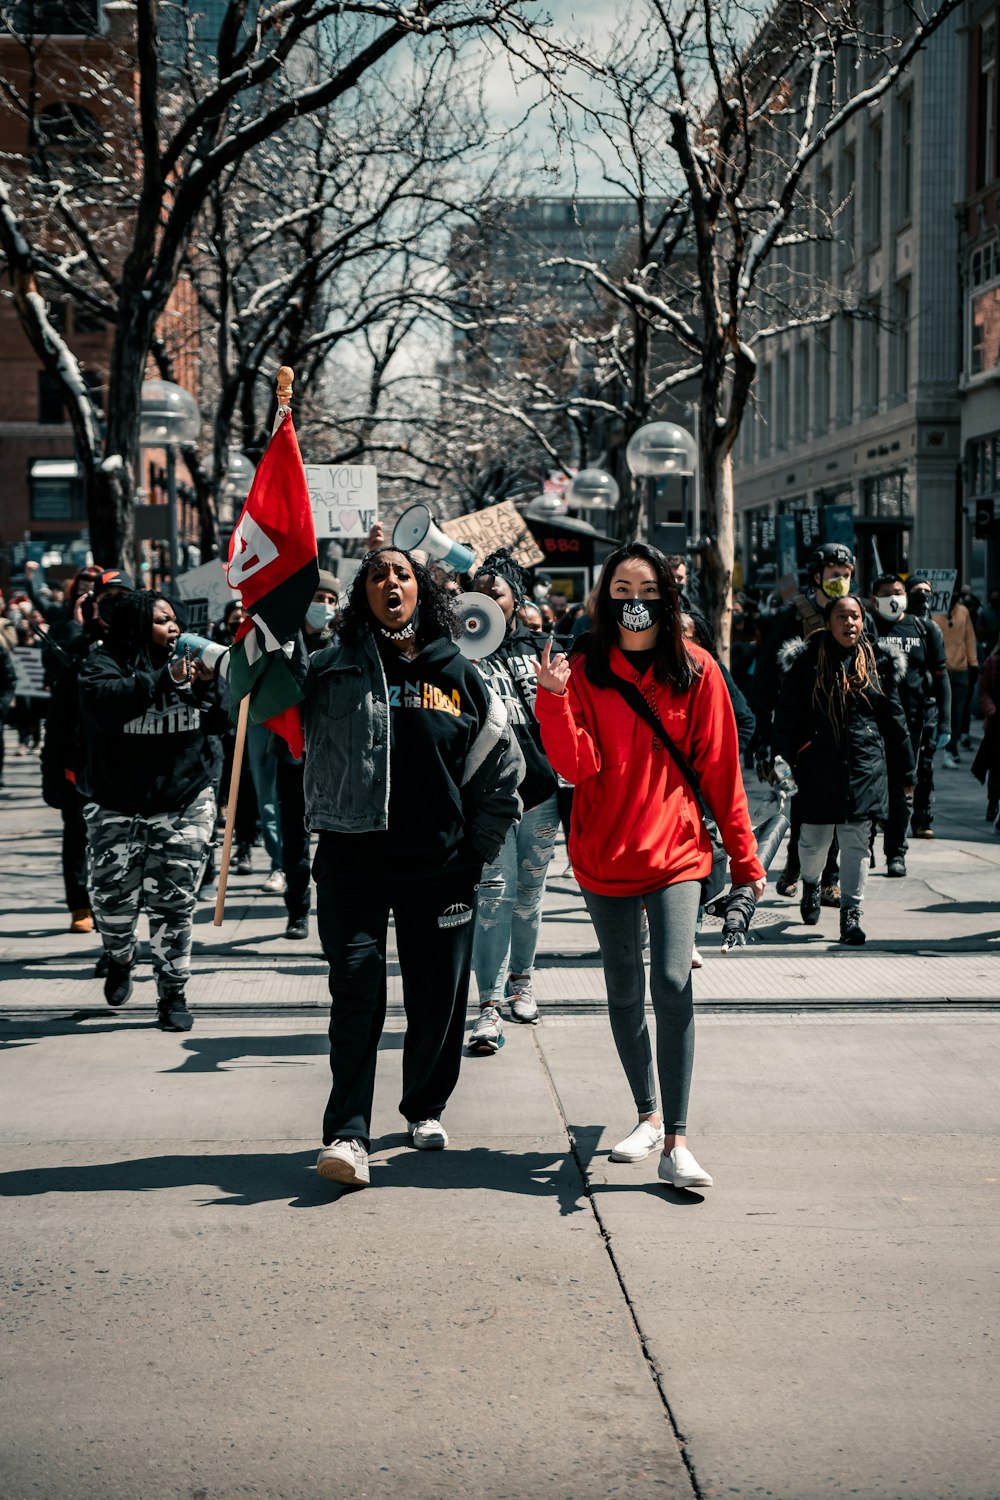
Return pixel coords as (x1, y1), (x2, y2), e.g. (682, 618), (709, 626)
(873, 595), (906, 621)
(821, 576), (851, 600)
(305, 601), (336, 630)
(612, 597), (664, 632)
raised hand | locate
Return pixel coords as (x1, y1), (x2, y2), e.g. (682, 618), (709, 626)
(538, 638), (571, 696)
(366, 520), (385, 551)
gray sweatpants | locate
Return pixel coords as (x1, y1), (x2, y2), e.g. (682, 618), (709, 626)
(84, 787), (216, 997)
(582, 879), (701, 1132)
(799, 819), (870, 907)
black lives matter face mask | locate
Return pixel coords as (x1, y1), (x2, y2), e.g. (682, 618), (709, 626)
(613, 597), (664, 633)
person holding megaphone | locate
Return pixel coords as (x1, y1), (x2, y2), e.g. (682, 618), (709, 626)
(304, 545), (523, 1190)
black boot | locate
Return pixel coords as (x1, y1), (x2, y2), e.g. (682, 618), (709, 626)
(776, 862), (800, 897)
(799, 881), (821, 926)
(103, 952), (135, 1007)
(157, 990), (194, 1032)
(839, 907), (866, 946)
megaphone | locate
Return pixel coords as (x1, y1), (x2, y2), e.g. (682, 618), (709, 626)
(393, 503), (476, 574)
(454, 592), (507, 660)
(174, 632), (230, 679)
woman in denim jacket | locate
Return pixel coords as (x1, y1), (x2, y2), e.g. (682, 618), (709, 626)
(305, 547), (523, 1189)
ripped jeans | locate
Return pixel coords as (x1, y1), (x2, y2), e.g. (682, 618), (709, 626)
(473, 793), (559, 1006)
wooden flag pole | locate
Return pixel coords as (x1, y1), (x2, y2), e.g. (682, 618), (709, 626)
(213, 692), (250, 926)
(213, 364), (295, 927)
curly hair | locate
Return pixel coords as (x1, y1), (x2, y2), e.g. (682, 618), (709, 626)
(104, 590), (172, 670)
(475, 547), (529, 608)
(338, 547), (457, 650)
(812, 610), (880, 736)
(579, 542), (700, 692)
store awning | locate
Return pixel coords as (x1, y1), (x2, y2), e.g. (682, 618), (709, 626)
(523, 513), (621, 569)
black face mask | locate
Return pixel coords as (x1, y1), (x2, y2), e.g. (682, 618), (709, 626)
(612, 597), (664, 633)
(907, 591), (929, 618)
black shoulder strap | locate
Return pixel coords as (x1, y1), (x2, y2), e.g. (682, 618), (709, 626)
(606, 674), (713, 826)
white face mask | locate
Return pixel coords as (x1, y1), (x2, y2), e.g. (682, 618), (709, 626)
(306, 601), (336, 630)
(874, 595), (906, 621)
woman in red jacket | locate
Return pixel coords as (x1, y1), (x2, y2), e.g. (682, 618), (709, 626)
(535, 543), (765, 1191)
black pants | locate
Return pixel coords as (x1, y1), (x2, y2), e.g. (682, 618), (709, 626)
(911, 711), (937, 833)
(62, 790), (90, 912)
(947, 671), (970, 755)
(315, 838), (481, 1150)
(277, 760), (310, 919)
(784, 794), (839, 885)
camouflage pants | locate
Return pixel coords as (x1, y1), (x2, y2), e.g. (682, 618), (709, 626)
(83, 787), (216, 996)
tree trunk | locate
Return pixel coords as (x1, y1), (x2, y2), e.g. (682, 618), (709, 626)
(699, 446), (735, 665)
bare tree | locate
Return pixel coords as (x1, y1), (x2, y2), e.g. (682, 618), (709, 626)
(0, 0), (536, 567)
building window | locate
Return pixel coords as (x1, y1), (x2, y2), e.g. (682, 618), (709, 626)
(794, 340), (810, 443)
(775, 351), (789, 450)
(758, 364), (773, 458)
(862, 299), (881, 415)
(969, 242), (1000, 377)
(897, 93), (913, 223)
(976, 21), (997, 190)
(814, 327), (830, 436)
(838, 315), (855, 424)
(815, 166), (833, 284)
(890, 280), (911, 404)
(867, 118), (883, 247)
(29, 459), (85, 521)
(864, 471), (909, 518)
(38, 371), (66, 424)
(9, 0), (99, 33)
(840, 144), (856, 262)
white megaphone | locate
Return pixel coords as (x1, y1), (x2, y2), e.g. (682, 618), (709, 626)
(454, 592), (508, 660)
(392, 503), (476, 574)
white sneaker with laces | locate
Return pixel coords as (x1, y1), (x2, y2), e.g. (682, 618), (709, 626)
(691, 944), (704, 969)
(658, 1146), (714, 1190)
(609, 1119), (666, 1163)
(506, 974), (539, 1024)
(468, 1005), (504, 1054)
(261, 868), (287, 894)
(407, 1118), (448, 1150)
(316, 1139), (369, 1186)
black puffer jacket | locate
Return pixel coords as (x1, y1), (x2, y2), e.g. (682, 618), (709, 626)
(773, 635), (915, 823)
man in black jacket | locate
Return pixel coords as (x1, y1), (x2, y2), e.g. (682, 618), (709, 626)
(869, 573), (951, 869)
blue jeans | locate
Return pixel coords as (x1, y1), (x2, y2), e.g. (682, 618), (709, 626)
(246, 724), (282, 872)
(473, 793), (559, 1005)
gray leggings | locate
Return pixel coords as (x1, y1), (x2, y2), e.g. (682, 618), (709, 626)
(582, 880), (701, 1132)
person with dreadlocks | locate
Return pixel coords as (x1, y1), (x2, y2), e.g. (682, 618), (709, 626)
(304, 545), (523, 1190)
(77, 591), (226, 1030)
(465, 548), (559, 1052)
(773, 594), (915, 946)
(535, 542), (765, 1193)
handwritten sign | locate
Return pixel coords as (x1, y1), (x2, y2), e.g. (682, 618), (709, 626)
(174, 560), (239, 623)
(306, 465), (378, 540)
(910, 568), (957, 616)
(11, 646), (49, 700)
(440, 500), (543, 569)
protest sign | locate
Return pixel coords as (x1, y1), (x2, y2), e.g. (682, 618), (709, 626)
(11, 647), (49, 700)
(174, 560), (239, 623)
(910, 568), (958, 615)
(306, 466), (378, 540)
(440, 500), (543, 569)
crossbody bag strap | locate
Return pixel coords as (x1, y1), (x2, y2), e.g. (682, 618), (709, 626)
(606, 675), (714, 827)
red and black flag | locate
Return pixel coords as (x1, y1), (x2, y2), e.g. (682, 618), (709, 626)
(225, 407), (318, 757)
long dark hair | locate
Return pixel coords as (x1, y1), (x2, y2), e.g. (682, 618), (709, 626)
(104, 590), (170, 670)
(338, 547), (457, 650)
(580, 542), (700, 691)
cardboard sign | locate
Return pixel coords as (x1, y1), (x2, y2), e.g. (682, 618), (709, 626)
(174, 560), (239, 624)
(440, 500), (543, 569)
(11, 646), (49, 700)
(911, 568), (958, 616)
(306, 465), (378, 540)
(179, 596), (210, 633)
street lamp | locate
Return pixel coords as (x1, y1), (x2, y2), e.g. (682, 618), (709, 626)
(219, 452), (256, 529)
(625, 421), (698, 548)
(565, 468), (620, 511)
(523, 493), (568, 520)
(139, 379), (201, 580)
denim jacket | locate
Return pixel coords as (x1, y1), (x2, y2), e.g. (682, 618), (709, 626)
(302, 631), (523, 862)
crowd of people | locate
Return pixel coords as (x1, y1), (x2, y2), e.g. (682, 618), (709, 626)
(0, 533), (995, 1192)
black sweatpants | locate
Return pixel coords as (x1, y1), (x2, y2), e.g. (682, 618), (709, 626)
(62, 790), (90, 912)
(314, 836), (482, 1150)
(277, 760), (310, 920)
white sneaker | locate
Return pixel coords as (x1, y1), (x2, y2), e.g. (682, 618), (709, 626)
(468, 1005), (504, 1054)
(609, 1119), (665, 1163)
(691, 944), (704, 969)
(506, 974), (538, 1024)
(942, 752), (960, 769)
(316, 1139), (369, 1186)
(407, 1118), (448, 1150)
(658, 1146), (714, 1190)
(262, 868), (287, 894)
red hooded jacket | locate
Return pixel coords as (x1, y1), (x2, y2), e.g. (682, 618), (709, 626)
(535, 643), (764, 898)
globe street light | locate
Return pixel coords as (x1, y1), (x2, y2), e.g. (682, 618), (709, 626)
(523, 493), (568, 520)
(565, 468), (620, 511)
(219, 452), (257, 528)
(139, 380), (201, 580)
(625, 421), (698, 549)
